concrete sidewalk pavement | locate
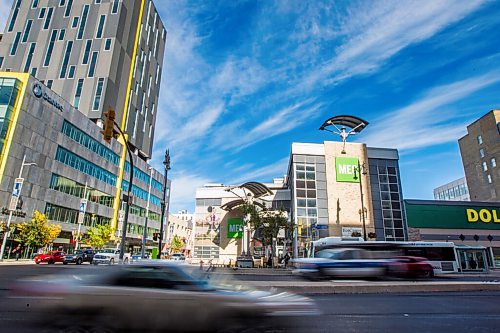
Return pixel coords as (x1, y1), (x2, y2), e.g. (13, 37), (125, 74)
(0, 259), (34, 265)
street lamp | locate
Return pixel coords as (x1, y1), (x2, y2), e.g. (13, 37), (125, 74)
(141, 167), (153, 258)
(0, 155), (36, 261)
(353, 160), (368, 241)
(158, 149), (171, 259)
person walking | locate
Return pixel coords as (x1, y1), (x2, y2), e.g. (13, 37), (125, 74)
(283, 252), (291, 268)
(13, 244), (21, 261)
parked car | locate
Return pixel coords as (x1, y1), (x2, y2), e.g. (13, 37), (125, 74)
(34, 251), (66, 265)
(92, 248), (131, 265)
(63, 249), (95, 265)
(387, 256), (434, 278)
(170, 253), (186, 261)
(292, 248), (389, 280)
(10, 261), (318, 332)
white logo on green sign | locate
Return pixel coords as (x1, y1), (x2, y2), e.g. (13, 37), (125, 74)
(227, 218), (244, 238)
(336, 157), (360, 183)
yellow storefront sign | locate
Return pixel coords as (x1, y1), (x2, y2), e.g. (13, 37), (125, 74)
(466, 208), (500, 223)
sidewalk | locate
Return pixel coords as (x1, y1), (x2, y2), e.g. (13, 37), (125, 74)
(0, 259), (34, 265)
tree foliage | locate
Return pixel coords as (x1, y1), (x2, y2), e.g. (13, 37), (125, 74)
(85, 224), (114, 249)
(17, 211), (61, 248)
(170, 235), (185, 253)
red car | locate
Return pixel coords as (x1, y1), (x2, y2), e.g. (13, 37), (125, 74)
(388, 256), (434, 278)
(34, 251), (66, 264)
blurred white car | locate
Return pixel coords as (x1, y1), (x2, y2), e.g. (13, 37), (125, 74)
(171, 253), (186, 261)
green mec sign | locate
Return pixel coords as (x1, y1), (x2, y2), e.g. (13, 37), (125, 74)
(227, 218), (244, 238)
(335, 157), (360, 183)
(405, 201), (500, 230)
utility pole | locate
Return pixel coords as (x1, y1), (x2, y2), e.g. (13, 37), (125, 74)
(0, 155), (36, 261)
(354, 160), (368, 241)
(158, 149), (171, 259)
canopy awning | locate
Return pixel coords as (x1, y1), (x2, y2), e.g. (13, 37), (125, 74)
(221, 199), (266, 211)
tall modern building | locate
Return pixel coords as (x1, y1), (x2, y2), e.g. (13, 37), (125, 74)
(433, 177), (470, 201)
(0, 0), (166, 159)
(458, 110), (499, 202)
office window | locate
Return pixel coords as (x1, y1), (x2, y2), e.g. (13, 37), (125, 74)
(77, 5), (90, 40)
(68, 65), (76, 79)
(22, 20), (33, 43)
(72, 17), (79, 28)
(8, 0), (21, 32)
(112, 0), (119, 14)
(88, 52), (98, 77)
(483, 161), (488, 171)
(480, 148), (485, 158)
(32, 0), (39, 8)
(64, 0), (73, 17)
(487, 174), (492, 184)
(155, 64), (160, 84)
(104, 38), (112, 50)
(148, 75), (153, 96)
(82, 40), (92, 64)
(10, 32), (21, 56)
(23, 43), (36, 73)
(57, 29), (66, 41)
(149, 124), (152, 138)
(492, 158), (497, 168)
(73, 79), (83, 109)
(49, 174), (114, 208)
(142, 115), (146, 133)
(93, 78), (104, 110)
(43, 7), (54, 30)
(43, 30), (58, 66)
(151, 102), (155, 115)
(47, 80), (53, 89)
(96, 15), (105, 39)
(132, 109), (138, 138)
(95, 0), (102, 3)
(0, 57), (4, 68)
(39, 8), (46, 19)
(59, 0), (66, 5)
(59, 41), (73, 78)
(477, 135), (483, 145)
(31, 67), (37, 77)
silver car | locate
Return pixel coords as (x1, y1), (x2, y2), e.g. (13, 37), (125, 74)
(10, 261), (318, 332)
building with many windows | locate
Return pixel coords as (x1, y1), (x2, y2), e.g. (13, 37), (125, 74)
(433, 177), (470, 201)
(0, 0), (166, 159)
(0, 72), (168, 252)
(459, 110), (499, 202)
(192, 141), (404, 263)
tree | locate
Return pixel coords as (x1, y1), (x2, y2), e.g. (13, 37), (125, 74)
(170, 235), (184, 253)
(17, 211), (61, 249)
(85, 224), (114, 249)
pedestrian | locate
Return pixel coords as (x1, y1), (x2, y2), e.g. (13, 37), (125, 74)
(267, 254), (272, 268)
(283, 252), (291, 268)
(13, 244), (21, 261)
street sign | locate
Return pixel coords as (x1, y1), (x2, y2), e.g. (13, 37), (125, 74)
(118, 210), (125, 222)
(79, 199), (88, 214)
(8, 178), (24, 211)
(342, 227), (362, 237)
(77, 213), (85, 224)
(315, 224), (329, 230)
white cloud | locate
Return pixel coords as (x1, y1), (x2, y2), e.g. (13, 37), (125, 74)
(362, 72), (500, 150)
(228, 157), (289, 185)
(168, 173), (213, 213)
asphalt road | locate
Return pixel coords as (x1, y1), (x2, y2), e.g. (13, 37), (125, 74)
(0, 265), (500, 333)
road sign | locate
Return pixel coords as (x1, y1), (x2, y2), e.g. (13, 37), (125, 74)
(118, 210), (125, 222)
(315, 224), (329, 230)
(9, 178), (24, 211)
(79, 199), (88, 214)
(77, 213), (85, 224)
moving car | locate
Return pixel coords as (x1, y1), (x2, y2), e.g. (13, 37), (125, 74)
(10, 261), (318, 332)
(292, 248), (389, 279)
(63, 249), (95, 265)
(387, 256), (434, 278)
(34, 251), (66, 265)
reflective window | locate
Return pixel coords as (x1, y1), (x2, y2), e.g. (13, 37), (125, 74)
(121, 180), (162, 207)
(93, 78), (104, 110)
(7, 0), (21, 32)
(0, 78), (22, 153)
(23, 43), (36, 73)
(96, 15), (106, 39)
(82, 40), (92, 64)
(73, 79), (84, 109)
(10, 32), (21, 56)
(68, 66), (76, 79)
(44, 30), (58, 66)
(491, 158), (497, 168)
(104, 38), (112, 51)
(22, 20), (33, 43)
(88, 52), (98, 77)
(477, 135), (483, 145)
(64, 0), (73, 17)
(59, 41), (73, 78)
(77, 5), (90, 39)
(71, 17), (79, 28)
(45, 203), (111, 227)
(112, 0), (120, 14)
(49, 174), (114, 208)
(43, 7), (54, 30)
(39, 8), (46, 19)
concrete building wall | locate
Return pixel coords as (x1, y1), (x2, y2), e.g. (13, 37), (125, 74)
(459, 110), (500, 202)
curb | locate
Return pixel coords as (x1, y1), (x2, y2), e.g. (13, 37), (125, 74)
(246, 281), (500, 294)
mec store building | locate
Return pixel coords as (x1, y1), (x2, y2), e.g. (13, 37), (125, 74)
(405, 200), (500, 270)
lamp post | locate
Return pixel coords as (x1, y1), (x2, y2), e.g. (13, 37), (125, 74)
(158, 149), (170, 259)
(353, 160), (368, 241)
(141, 167), (153, 258)
(0, 155), (36, 261)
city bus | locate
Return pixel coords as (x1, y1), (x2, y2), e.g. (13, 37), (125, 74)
(306, 237), (459, 274)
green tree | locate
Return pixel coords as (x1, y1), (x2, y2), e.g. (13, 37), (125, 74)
(170, 235), (185, 253)
(85, 224), (114, 249)
(17, 211), (61, 249)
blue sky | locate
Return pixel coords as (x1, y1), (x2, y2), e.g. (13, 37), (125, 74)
(1, 0), (500, 213)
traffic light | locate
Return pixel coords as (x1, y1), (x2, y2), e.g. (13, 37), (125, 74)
(101, 107), (116, 144)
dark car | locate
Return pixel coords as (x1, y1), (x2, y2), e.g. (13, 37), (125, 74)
(387, 256), (434, 278)
(34, 251), (66, 264)
(63, 249), (95, 265)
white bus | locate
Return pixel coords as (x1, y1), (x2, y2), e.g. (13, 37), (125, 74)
(306, 237), (459, 274)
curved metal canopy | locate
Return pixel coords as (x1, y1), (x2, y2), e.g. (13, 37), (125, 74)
(319, 115), (369, 132)
(240, 182), (273, 198)
(221, 199), (266, 211)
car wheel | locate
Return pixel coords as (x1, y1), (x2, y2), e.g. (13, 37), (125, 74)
(109, 258), (114, 265)
(421, 270), (434, 278)
(76, 258), (83, 265)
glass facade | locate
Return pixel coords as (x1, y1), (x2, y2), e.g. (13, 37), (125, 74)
(129, 204), (160, 222)
(295, 163), (317, 241)
(0, 78), (21, 156)
(121, 180), (161, 207)
(55, 146), (117, 186)
(61, 120), (120, 165)
(49, 174), (114, 208)
(124, 161), (163, 191)
(45, 203), (111, 227)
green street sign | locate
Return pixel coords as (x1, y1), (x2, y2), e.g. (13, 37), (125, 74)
(227, 218), (244, 238)
(335, 157), (360, 183)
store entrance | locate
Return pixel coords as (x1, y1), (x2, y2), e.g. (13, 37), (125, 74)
(458, 249), (488, 271)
